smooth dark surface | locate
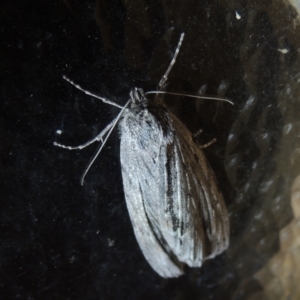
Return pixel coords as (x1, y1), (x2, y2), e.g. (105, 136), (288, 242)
(1, 1), (299, 299)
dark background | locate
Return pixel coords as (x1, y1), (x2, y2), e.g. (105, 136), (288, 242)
(1, 1), (299, 299)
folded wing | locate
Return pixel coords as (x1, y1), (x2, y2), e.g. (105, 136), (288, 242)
(120, 112), (229, 277)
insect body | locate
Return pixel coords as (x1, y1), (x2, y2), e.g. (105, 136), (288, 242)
(119, 88), (229, 277)
(54, 33), (230, 277)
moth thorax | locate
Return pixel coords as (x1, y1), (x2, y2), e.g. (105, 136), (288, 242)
(130, 87), (147, 107)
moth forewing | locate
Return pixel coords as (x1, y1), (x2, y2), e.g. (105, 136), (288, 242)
(119, 128), (185, 278)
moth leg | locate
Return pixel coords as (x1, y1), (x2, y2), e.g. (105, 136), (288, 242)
(158, 33), (185, 90)
(193, 129), (216, 148)
(199, 138), (216, 149)
(80, 100), (130, 185)
(53, 118), (116, 150)
(63, 76), (123, 109)
(193, 129), (203, 138)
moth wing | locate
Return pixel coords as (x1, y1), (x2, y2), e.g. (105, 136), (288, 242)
(156, 114), (230, 267)
(120, 137), (184, 278)
(120, 113), (229, 277)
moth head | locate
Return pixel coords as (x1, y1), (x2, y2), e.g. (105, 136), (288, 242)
(130, 88), (147, 107)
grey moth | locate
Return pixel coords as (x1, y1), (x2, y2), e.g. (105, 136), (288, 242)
(54, 33), (230, 278)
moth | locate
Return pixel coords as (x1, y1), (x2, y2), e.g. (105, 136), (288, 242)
(54, 33), (230, 278)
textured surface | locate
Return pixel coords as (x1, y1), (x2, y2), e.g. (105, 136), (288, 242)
(254, 175), (300, 300)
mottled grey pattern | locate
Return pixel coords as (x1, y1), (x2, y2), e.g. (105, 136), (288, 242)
(119, 88), (229, 277)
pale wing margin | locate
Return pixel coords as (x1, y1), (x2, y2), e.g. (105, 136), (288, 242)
(120, 137), (185, 278)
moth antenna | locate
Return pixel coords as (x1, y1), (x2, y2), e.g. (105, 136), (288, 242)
(158, 32), (185, 90)
(63, 75), (123, 109)
(145, 91), (234, 105)
(80, 100), (130, 185)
